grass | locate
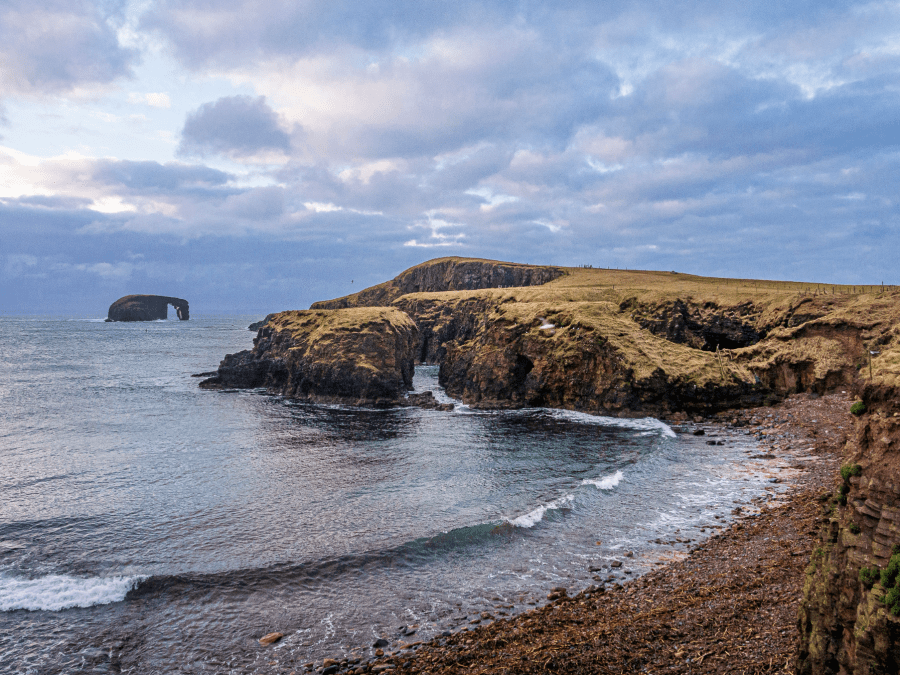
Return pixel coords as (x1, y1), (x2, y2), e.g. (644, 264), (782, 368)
(841, 464), (863, 481)
(310, 257), (900, 397)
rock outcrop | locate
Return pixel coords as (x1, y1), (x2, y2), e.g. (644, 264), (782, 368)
(310, 257), (564, 310)
(303, 261), (900, 416)
(798, 385), (900, 674)
(106, 295), (189, 321)
(199, 308), (417, 405)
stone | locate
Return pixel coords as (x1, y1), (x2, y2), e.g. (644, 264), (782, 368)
(610, 561), (623, 568)
(106, 294), (189, 321)
(373, 638), (389, 648)
(258, 632), (283, 645)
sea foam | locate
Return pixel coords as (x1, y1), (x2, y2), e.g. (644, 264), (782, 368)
(544, 409), (676, 438)
(0, 573), (143, 612)
(583, 469), (624, 490)
(508, 494), (575, 528)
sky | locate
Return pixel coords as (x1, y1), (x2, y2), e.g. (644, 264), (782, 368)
(2, 1), (900, 315)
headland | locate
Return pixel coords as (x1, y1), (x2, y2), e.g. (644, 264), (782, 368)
(203, 256), (900, 673)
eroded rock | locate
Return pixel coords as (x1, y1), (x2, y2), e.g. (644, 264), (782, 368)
(106, 295), (189, 321)
(200, 308), (417, 405)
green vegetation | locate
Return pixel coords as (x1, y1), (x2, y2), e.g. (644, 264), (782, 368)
(860, 566), (880, 587)
(851, 401), (867, 415)
(849, 522), (861, 534)
(841, 464), (863, 481)
(879, 551), (900, 615)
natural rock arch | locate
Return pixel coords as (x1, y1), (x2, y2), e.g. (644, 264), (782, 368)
(106, 295), (190, 322)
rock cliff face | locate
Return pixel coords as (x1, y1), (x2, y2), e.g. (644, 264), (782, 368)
(106, 295), (189, 321)
(394, 293), (765, 414)
(798, 385), (900, 674)
(199, 308), (417, 404)
(310, 257), (564, 310)
(305, 262), (900, 416)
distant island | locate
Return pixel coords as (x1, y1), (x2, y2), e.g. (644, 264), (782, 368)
(106, 295), (190, 322)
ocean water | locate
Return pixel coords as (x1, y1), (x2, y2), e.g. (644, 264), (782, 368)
(0, 315), (784, 674)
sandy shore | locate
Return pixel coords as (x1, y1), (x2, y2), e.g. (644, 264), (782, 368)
(296, 393), (850, 675)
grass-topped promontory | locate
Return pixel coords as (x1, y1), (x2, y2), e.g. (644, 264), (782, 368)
(314, 258), (900, 414)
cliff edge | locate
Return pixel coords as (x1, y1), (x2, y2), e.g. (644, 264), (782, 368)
(310, 257), (564, 309)
(106, 294), (190, 321)
(199, 307), (417, 405)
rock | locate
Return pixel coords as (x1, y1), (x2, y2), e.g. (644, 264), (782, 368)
(373, 638), (389, 648)
(692, 429), (706, 436)
(322, 666), (339, 675)
(374, 649), (384, 657)
(258, 632), (283, 645)
(610, 561), (623, 568)
(106, 294), (189, 321)
(200, 308), (418, 406)
(310, 258), (565, 311)
(397, 391), (455, 411)
(248, 313), (276, 331)
(372, 666), (395, 673)
(322, 659), (339, 667)
(624, 551), (634, 557)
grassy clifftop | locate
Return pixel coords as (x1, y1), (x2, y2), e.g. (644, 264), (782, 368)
(315, 260), (899, 413)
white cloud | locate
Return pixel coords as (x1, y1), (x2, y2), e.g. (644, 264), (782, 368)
(128, 92), (172, 108)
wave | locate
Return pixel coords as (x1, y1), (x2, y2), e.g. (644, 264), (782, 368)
(0, 573), (144, 612)
(542, 408), (676, 437)
(583, 470), (624, 490)
(507, 494), (575, 528)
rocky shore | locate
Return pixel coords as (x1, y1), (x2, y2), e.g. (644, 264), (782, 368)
(199, 257), (900, 671)
(247, 393), (850, 675)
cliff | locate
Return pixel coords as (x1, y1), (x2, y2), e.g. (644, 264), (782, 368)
(309, 257), (564, 310)
(106, 295), (189, 321)
(199, 307), (417, 404)
(381, 270), (899, 415)
(798, 385), (900, 674)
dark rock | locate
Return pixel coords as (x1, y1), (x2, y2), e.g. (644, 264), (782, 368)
(311, 257), (564, 311)
(200, 309), (418, 406)
(373, 638), (389, 649)
(106, 295), (189, 321)
(610, 561), (623, 568)
(397, 391), (454, 411)
(248, 313), (275, 331)
(692, 429), (706, 436)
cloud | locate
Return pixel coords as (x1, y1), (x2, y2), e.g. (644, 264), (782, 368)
(128, 92), (171, 108)
(0, 0), (136, 96)
(178, 95), (292, 159)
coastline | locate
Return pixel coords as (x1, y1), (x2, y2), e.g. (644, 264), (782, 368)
(250, 393), (849, 674)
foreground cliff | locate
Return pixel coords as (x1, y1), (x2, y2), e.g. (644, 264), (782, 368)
(798, 385), (900, 674)
(200, 308), (417, 404)
(106, 294), (189, 321)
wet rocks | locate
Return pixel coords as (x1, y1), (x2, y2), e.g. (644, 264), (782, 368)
(258, 632), (283, 645)
(397, 391), (454, 411)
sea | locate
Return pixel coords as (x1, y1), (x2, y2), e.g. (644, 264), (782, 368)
(0, 314), (792, 674)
